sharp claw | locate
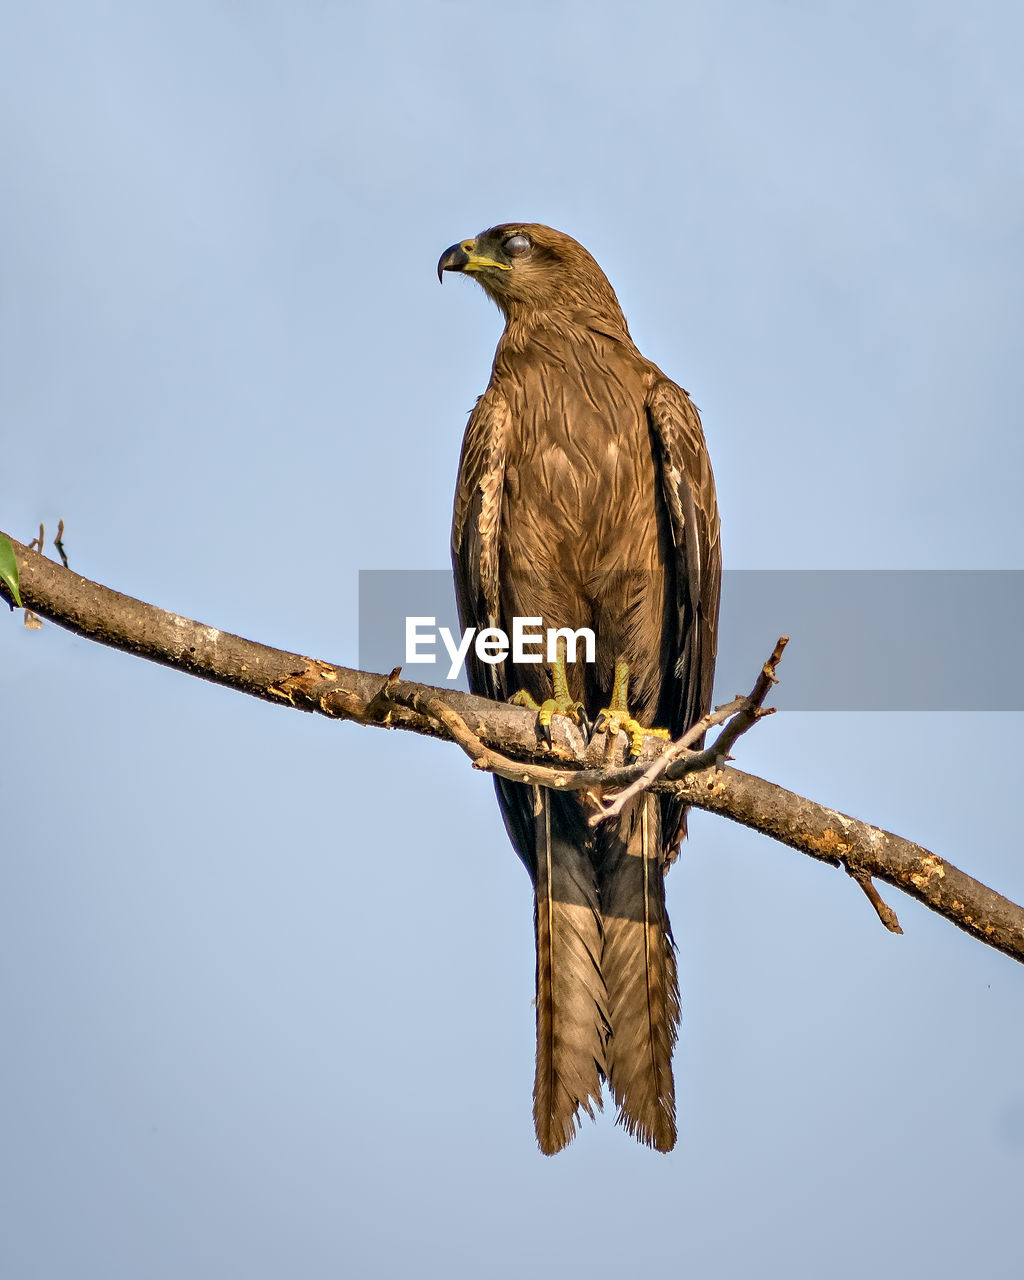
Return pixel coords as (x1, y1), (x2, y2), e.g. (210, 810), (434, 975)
(540, 721), (552, 748)
(593, 712), (607, 735)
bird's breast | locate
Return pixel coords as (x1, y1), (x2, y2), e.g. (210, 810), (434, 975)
(490, 333), (671, 711)
(499, 359), (661, 575)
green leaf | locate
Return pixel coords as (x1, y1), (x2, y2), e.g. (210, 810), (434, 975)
(0, 534), (23, 609)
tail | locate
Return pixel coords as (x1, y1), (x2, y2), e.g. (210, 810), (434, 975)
(531, 787), (610, 1155)
(598, 794), (679, 1152)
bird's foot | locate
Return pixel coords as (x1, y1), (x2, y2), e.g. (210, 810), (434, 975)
(593, 660), (670, 759)
(511, 635), (588, 747)
(594, 711), (671, 759)
(511, 688), (588, 748)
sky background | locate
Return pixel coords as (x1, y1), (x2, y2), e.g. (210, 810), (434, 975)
(2, 2), (1024, 1276)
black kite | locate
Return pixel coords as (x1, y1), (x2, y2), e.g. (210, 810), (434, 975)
(439, 224), (721, 1153)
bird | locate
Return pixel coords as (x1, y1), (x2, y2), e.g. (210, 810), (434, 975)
(438, 223), (721, 1154)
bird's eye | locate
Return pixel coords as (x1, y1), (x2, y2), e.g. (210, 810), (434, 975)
(504, 234), (531, 257)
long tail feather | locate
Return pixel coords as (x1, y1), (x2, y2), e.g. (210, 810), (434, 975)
(599, 795), (679, 1151)
(532, 787), (610, 1155)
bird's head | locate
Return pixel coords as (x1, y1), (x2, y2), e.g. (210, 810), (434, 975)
(437, 223), (627, 330)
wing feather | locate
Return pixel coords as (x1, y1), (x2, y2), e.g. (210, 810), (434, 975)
(451, 388), (511, 700)
(646, 378), (722, 852)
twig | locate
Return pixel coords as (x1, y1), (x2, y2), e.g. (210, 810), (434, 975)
(387, 684), (587, 788)
(697, 635), (787, 766)
(593, 637), (787, 823)
(386, 686), (777, 800)
(362, 667), (403, 722)
(590, 695), (747, 822)
(53, 519), (69, 569)
(846, 866), (903, 933)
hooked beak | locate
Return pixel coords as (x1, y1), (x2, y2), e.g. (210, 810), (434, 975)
(437, 241), (469, 281)
(437, 238), (512, 282)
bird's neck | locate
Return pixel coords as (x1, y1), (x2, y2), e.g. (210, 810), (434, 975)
(499, 305), (633, 352)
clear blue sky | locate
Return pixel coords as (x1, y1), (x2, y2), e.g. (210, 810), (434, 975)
(2, 3), (1023, 1277)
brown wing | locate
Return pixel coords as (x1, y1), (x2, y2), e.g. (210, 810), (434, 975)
(451, 388), (538, 867)
(645, 378), (722, 854)
(451, 388), (510, 695)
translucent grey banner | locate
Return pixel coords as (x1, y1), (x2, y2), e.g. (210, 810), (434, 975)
(358, 570), (1024, 711)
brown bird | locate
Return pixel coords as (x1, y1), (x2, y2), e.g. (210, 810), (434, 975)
(438, 224), (721, 1153)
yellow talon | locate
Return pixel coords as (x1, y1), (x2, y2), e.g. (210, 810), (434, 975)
(511, 637), (585, 747)
(595, 660), (670, 758)
(511, 688), (543, 713)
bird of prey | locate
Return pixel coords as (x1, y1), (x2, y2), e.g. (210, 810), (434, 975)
(438, 224), (720, 1154)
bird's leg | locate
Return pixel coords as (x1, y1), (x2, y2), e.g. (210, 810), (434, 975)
(511, 636), (588, 747)
(594, 660), (671, 759)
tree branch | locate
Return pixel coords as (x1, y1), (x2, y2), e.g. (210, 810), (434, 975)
(591, 636), (786, 823)
(3, 529), (1022, 966)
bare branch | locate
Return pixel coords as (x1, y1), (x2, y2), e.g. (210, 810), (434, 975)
(2, 529), (1022, 966)
(592, 637), (787, 823)
(848, 867), (904, 935)
(53, 518), (69, 569)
